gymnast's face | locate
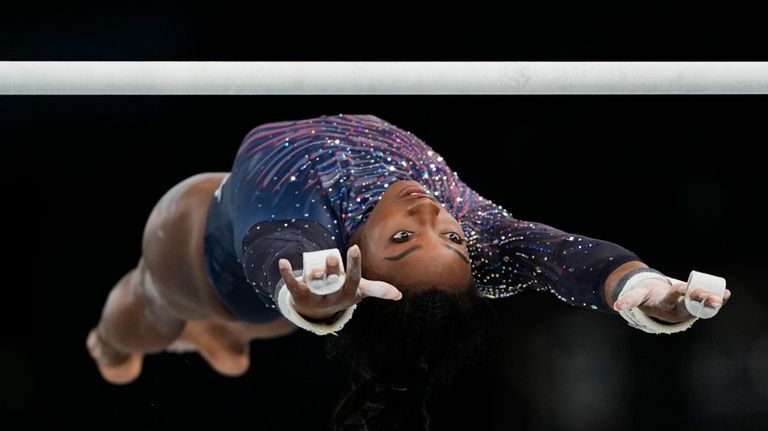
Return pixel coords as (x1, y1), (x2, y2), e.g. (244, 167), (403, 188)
(352, 180), (472, 292)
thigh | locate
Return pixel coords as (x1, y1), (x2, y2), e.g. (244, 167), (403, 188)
(141, 172), (235, 320)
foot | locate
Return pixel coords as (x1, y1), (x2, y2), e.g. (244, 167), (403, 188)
(86, 329), (144, 385)
(177, 319), (251, 377)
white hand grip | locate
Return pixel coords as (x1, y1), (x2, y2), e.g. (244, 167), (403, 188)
(684, 270), (726, 319)
(302, 249), (346, 295)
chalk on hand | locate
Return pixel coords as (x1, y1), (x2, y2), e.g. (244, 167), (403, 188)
(302, 249), (346, 295)
(684, 270), (726, 319)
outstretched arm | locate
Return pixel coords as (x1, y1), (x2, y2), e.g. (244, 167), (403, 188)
(461, 201), (639, 312)
(461, 201), (731, 324)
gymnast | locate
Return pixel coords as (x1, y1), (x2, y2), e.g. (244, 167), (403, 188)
(87, 114), (731, 430)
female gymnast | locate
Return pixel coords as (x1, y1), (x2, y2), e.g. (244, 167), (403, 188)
(86, 114), (730, 430)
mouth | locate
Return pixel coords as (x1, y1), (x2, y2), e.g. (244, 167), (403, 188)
(397, 184), (436, 201)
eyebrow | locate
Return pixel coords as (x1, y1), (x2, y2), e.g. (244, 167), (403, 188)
(383, 244), (471, 264)
(384, 245), (422, 261)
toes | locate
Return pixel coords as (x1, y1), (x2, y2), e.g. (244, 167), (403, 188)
(87, 328), (144, 385)
(97, 352), (144, 385)
(199, 347), (250, 377)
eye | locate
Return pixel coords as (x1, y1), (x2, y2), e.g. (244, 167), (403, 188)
(391, 230), (413, 243)
(446, 232), (465, 244)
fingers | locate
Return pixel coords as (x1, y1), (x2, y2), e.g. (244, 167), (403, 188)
(688, 287), (724, 307)
(301, 253), (342, 286)
(278, 258), (310, 299)
(321, 254), (343, 287)
(306, 267), (328, 291)
(358, 279), (402, 301)
(340, 245), (362, 298)
(613, 285), (650, 311)
(308, 267), (325, 279)
(325, 254), (341, 277)
(303, 255), (341, 292)
(657, 282), (687, 309)
(342, 245), (402, 302)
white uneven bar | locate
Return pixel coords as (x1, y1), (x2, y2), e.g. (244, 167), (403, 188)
(0, 62), (766, 94)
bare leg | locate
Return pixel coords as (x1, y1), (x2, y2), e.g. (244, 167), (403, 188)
(87, 260), (184, 384)
(87, 273), (296, 383)
(168, 316), (297, 377)
(87, 173), (297, 384)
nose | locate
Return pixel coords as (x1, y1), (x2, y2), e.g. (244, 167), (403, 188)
(406, 198), (441, 218)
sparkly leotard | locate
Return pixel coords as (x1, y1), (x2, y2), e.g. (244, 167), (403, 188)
(203, 114), (638, 323)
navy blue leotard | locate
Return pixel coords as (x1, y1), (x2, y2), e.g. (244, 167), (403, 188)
(203, 115), (639, 323)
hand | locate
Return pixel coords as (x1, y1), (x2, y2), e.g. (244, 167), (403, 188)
(613, 279), (732, 323)
(277, 244), (403, 321)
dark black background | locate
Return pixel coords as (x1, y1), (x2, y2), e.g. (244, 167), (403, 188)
(0, 3), (766, 61)
(1, 2), (767, 430)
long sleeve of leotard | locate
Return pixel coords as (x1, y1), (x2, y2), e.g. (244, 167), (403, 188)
(460, 201), (640, 313)
(239, 219), (338, 310)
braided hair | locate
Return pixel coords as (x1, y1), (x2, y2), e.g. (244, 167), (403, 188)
(326, 281), (500, 430)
